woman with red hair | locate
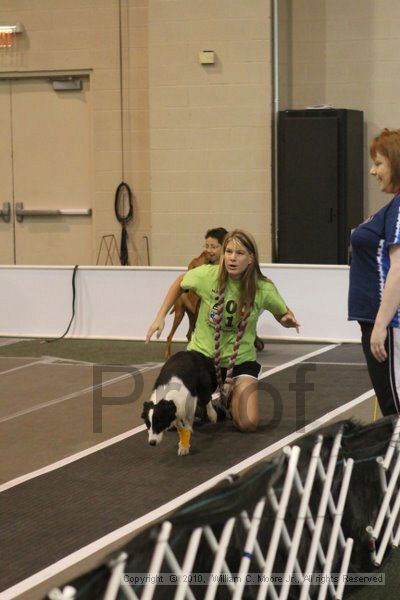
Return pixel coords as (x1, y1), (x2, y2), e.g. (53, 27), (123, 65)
(349, 128), (400, 415)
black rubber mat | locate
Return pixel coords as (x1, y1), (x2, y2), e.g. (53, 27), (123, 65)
(309, 343), (365, 364)
(0, 351), (372, 593)
(0, 338), (186, 364)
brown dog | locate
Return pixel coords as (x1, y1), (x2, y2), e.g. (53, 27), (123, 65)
(165, 251), (208, 358)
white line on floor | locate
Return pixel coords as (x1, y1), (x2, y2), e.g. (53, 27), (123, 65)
(302, 361), (365, 366)
(0, 385), (375, 600)
(34, 358), (161, 368)
(0, 424), (146, 493)
(259, 344), (339, 378)
(0, 363), (163, 425)
(40, 357), (161, 368)
(0, 338), (30, 347)
(0, 356), (57, 377)
(41, 355), (96, 366)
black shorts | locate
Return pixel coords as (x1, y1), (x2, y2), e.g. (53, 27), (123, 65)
(224, 360), (262, 380)
(189, 351), (261, 391)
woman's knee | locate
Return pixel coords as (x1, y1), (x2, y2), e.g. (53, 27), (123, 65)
(232, 414), (259, 432)
(231, 377), (259, 432)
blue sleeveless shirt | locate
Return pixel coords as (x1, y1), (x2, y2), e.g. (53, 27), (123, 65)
(348, 193), (400, 327)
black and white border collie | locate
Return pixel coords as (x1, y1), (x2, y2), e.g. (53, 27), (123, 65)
(141, 351), (217, 455)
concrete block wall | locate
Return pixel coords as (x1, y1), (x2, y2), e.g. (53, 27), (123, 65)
(148, 0), (273, 265)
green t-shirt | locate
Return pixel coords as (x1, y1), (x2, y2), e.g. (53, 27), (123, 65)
(181, 264), (287, 366)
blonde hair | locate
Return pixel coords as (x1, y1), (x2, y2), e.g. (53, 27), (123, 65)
(218, 229), (267, 316)
(370, 128), (400, 190)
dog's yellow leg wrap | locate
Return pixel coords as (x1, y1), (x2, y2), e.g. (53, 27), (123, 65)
(178, 427), (191, 449)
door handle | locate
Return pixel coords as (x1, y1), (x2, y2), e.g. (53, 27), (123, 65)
(15, 202), (92, 223)
(0, 202), (11, 223)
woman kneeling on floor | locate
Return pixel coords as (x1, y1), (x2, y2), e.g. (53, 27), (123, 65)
(146, 229), (300, 432)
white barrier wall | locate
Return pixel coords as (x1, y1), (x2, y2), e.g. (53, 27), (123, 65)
(0, 264), (360, 342)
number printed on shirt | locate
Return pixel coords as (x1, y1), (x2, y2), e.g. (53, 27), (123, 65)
(210, 297), (238, 330)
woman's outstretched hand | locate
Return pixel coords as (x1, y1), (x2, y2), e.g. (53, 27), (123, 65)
(146, 317), (165, 343)
(279, 308), (300, 333)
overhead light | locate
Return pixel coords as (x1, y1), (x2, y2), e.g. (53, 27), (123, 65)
(0, 22), (24, 48)
(0, 22), (24, 34)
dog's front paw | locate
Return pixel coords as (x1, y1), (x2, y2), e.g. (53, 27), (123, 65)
(178, 444), (190, 456)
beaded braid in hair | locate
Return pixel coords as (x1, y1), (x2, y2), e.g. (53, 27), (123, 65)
(213, 287), (252, 407)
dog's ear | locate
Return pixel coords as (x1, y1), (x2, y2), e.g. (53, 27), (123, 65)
(158, 399), (177, 421)
(141, 401), (154, 419)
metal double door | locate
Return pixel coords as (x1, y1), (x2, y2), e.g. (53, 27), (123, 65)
(0, 76), (93, 265)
